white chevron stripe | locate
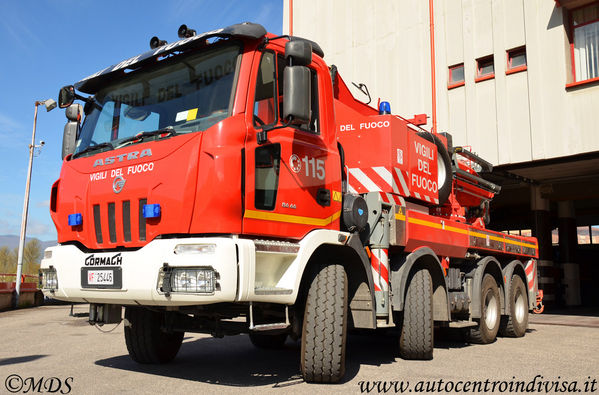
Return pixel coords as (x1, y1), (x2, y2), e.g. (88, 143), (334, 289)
(394, 168), (410, 196)
(424, 195), (431, 202)
(373, 249), (389, 291)
(348, 184), (357, 194)
(372, 166), (398, 194)
(349, 168), (381, 192)
(414, 191), (422, 199)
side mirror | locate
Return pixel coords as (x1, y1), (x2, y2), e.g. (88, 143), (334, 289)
(59, 85), (75, 108)
(285, 40), (312, 66)
(62, 104), (82, 159)
(283, 66), (311, 124)
(283, 40), (312, 125)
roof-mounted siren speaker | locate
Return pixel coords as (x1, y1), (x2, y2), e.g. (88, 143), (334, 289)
(178, 24), (197, 39)
(150, 36), (168, 49)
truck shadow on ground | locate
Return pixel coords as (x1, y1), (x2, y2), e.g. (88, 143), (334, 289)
(94, 330), (477, 387)
(0, 355), (48, 366)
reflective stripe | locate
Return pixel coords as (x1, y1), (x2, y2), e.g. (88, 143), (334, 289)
(394, 167), (410, 197)
(371, 249), (389, 292)
(349, 168), (381, 192)
(393, 213), (538, 251)
(244, 210), (341, 227)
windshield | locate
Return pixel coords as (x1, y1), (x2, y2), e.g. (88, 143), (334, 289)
(74, 42), (241, 157)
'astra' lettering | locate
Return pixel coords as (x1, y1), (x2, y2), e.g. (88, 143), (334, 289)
(92, 149), (152, 167)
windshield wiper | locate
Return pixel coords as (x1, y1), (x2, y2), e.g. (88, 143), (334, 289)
(115, 128), (177, 149)
(73, 141), (114, 158)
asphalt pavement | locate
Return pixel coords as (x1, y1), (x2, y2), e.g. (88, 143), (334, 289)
(1, 305), (598, 394)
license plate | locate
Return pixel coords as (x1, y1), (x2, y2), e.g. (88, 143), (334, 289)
(88, 270), (113, 285)
(81, 267), (122, 289)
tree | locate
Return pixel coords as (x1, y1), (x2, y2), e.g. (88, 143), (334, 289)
(0, 247), (17, 275)
(23, 239), (42, 276)
(0, 247), (12, 275)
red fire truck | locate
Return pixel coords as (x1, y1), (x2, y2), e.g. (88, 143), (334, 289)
(41, 22), (540, 383)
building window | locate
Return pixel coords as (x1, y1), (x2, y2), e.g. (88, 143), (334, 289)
(552, 228), (560, 245)
(506, 46), (527, 74)
(577, 225), (599, 244)
(578, 225), (591, 244)
(475, 56), (494, 82)
(569, 2), (599, 85)
(448, 63), (465, 89)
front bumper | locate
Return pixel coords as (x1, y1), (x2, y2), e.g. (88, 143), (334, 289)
(40, 237), (250, 306)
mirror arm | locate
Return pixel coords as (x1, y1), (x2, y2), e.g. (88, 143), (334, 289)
(257, 119), (292, 145)
(74, 92), (93, 104)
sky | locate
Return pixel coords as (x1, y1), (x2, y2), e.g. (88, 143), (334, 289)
(0, 0), (283, 242)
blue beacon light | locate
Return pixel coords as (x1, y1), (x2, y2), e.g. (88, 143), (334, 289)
(379, 101), (391, 115)
(68, 213), (82, 226)
(143, 204), (161, 218)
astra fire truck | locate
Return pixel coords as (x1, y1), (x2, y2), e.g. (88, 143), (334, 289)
(41, 22), (540, 383)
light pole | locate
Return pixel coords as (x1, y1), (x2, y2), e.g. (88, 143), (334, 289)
(14, 99), (56, 308)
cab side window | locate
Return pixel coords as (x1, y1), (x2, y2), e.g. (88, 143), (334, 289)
(302, 69), (319, 134)
(253, 52), (277, 127)
(255, 143), (281, 210)
(282, 61), (319, 135)
(254, 51), (319, 134)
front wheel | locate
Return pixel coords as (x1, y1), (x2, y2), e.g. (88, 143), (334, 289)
(300, 262), (348, 383)
(124, 307), (184, 364)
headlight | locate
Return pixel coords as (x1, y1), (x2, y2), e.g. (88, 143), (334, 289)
(40, 267), (58, 290)
(160, 267), (216, 294)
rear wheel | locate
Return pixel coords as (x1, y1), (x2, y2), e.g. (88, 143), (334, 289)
(124, 307), (184, 364)
(249, 332), (288, 349)
(499, 275), (528, 337)
(469, 274), (500, 344)
(300, 262), (348, 383)
(399, 268), (434, 360)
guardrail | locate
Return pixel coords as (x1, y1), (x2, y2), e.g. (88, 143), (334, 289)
(0, 273), (43, 310)
(0, 273), (39, 294)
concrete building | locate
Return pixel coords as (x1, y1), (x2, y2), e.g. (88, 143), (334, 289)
(285, 0), (599, 307)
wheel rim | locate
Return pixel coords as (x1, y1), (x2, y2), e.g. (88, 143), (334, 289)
(437, 155), (446, 187)
(484, 290), (498, 330)
(515, 291), (526, 323)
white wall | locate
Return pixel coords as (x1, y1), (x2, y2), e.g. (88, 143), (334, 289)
(284, 0), (599, 166)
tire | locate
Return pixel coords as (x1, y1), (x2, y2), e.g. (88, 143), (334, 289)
(124, 307), (184, 364)
(399, 268), (434, 360)
(300, 262), (348, 383)
(469, 274), (500, 344)
(249, 332), (288, 349)
(499, 275), (528, 337)
(417, 132), (452, 205)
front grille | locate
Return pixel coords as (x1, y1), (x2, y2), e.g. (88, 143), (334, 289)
(138, 198), (147, 241)
(92, 199), (147, 245)
(108, 202), (116, 243)
(93, 204), (103, 244)
(122, 201), (131, 242)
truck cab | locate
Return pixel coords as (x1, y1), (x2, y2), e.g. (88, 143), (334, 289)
(52, 24), (340, 249)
